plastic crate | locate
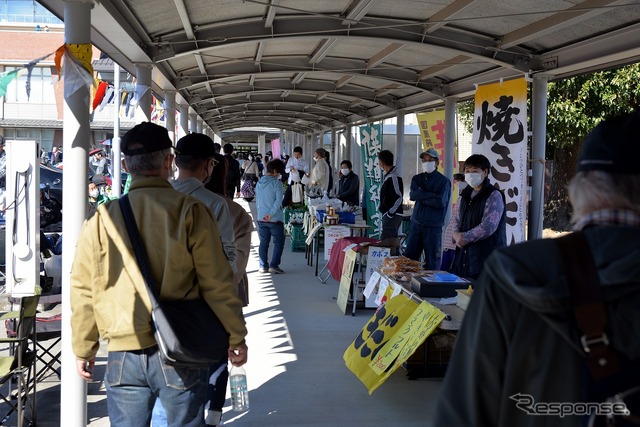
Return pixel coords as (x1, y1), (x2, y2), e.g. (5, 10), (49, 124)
(284, 208), (306, 224)
(337, 211), (356, 224)
(290, 224), (305, 241)
(290, 239), (306, 252)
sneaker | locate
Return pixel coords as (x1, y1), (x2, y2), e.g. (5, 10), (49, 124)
(269, 267), (285, 274)
(260, 268), (269, 273)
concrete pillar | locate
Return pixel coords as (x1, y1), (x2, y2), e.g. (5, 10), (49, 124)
(196, 117), (203, 133)
(189, 111), (197, 133)
(396, 111), (405, 175)
(61, 2), (92, 425)
(164, 91), (176, 144)
(179, 104), (189, 139)
(134, 63), (152, 123)
(529, 76), (549, 240)
(112, 60), (122, 197)
(258, 134), (266, 155)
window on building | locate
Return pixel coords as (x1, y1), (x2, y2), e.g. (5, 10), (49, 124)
(0, 1), (62, 24)
(5, 66), (55, 103)
(4, 128), (54, 152)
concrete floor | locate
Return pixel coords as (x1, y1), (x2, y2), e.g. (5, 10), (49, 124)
(2, 198), (442, 426)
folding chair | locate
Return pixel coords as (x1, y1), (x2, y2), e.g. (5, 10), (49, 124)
(0, 295), (39, 427)
(33, 314), (61, 382)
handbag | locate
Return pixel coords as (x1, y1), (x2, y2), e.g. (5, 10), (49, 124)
(240, 179), (255, 198)
(292, 182), (304, 204)
(119, 195), (229, 367)
(301, 174), (310, 185)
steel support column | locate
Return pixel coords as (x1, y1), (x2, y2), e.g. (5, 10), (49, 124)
(61, 2), (92, 425)
(529, 76), (549, 240)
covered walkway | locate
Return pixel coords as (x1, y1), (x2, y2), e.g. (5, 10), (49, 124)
(29, 199), (441, 426)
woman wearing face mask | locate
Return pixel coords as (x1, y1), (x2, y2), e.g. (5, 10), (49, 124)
(451, 154), (506, 280)
(309, 148), (330, 194)
(336, 160), (360, 206)
(404, 148), (452, 270)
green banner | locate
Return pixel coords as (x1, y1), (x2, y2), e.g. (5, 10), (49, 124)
(360, 123), (383, 238)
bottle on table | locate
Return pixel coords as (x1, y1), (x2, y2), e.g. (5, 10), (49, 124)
(229, 365), (249, 411)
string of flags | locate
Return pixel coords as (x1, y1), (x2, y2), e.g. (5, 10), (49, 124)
(0, 43), (159, 121)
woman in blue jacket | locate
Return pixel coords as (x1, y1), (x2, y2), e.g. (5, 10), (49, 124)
(256, 159), (286, 274)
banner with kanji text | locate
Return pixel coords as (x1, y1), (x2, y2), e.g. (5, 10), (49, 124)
(360, 124), (383, 238)
(416, 110), (457, 173)
(473, 77), (527, 244)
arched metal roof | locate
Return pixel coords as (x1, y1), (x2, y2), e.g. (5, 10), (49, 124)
(39, 0), (640, 135)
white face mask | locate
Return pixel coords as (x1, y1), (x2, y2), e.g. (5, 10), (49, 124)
(422, 161), (436, 173)
(313, 156), (319, 162)
(340, 168), (350, 176)
(89, 189), (100, 198)
(465, 172), (484, 188)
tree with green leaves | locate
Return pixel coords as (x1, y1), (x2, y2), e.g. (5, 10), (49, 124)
(457, 63), (640, 230)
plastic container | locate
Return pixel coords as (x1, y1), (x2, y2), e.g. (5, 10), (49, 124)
(229, 365), (249, 411)
(337, 211), (356, 224)
(316, 209), (326, 223)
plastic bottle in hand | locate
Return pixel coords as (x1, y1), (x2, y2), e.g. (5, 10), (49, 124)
(230, 365), (249, 411)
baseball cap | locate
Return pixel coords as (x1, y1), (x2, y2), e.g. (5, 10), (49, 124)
(577, 111), (640, 174)
(420, 148), (439, 160)
(121, 122), (173, 156)
(176, 133), (217, 159)
(91, 174), (107, 186)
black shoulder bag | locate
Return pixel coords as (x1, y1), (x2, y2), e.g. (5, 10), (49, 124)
(556, 232), (640, 426)
(119, 195), (229, 367)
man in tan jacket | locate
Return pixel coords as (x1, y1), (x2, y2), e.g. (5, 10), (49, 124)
(70, 122), (247, 426)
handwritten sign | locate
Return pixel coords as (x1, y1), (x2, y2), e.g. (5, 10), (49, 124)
(343, 295), (445, 394)
(369, 301), (446, 375)
(365, 246), (391, 283)
(324, 225), (350, 260)
(363, 271), (381, 299)
(337, 249), (358, 314)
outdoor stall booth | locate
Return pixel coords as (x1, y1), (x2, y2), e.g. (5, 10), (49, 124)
(341, 256), (474, 391)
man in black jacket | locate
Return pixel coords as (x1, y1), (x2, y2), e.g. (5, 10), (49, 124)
(336, 160), (359, 206)
(377, 150), (403, 240)
(223, 143), (242, 198)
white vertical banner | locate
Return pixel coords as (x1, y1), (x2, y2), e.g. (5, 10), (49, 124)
(472, 78), (527, 244)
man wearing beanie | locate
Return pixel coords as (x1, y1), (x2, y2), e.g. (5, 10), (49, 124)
(434, 112), (640, 427)
(70, 122), (248, 426)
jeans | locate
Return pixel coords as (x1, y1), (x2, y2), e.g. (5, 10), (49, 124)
(153, 361), (228, 427)
(381, 214), (403, 240)
(105, 346), (209, 427)
(258, 221), (285, 269)
(404, 223), (443, 270)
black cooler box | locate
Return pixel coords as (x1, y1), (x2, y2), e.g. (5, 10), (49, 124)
(410, 272), (470, 298)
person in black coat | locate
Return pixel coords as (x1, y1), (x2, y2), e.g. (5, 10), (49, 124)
(336, 160), (359, 206)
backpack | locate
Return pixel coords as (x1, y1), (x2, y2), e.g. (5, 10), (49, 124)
(557, 233), (640, 427)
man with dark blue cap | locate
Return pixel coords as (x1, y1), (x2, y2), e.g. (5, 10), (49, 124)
(434, 112), (640, 427)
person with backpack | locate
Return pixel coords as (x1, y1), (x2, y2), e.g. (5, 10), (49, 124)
(434, 111), (640, 427)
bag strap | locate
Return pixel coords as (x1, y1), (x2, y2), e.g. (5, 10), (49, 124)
(119, 194), (161, 308)
(556, 231), (620, 380)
